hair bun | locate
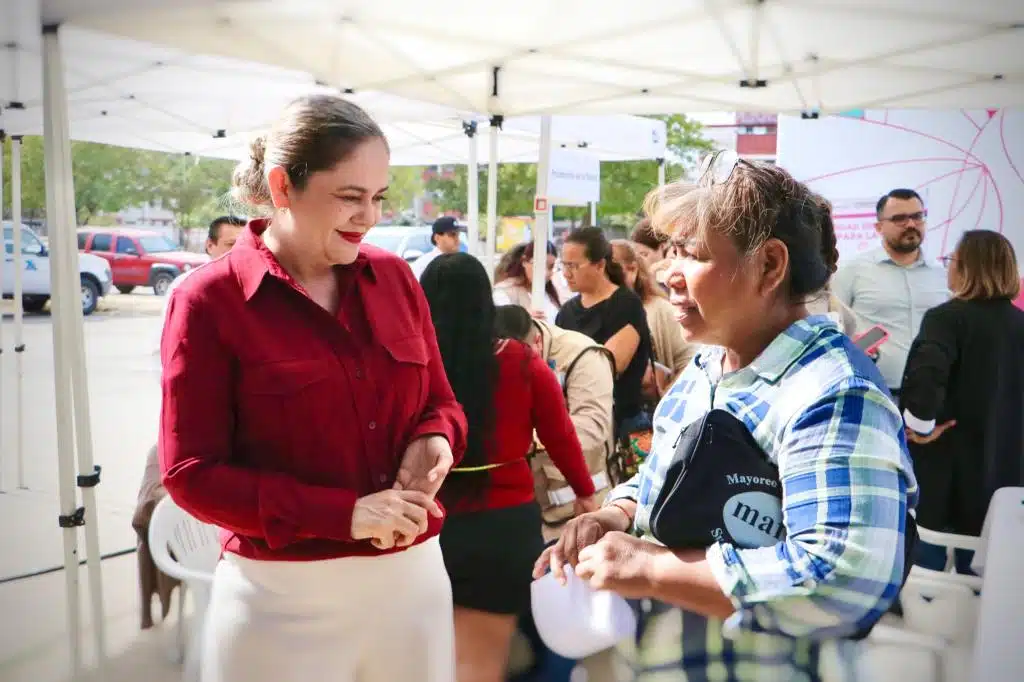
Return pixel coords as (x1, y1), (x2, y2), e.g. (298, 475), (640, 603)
(231, 134), (272, 209)
(249, 135), (266, 166)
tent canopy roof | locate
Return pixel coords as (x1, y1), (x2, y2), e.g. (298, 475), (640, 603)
(1, 13), (666, 164)
(57, 0), (1024, 115)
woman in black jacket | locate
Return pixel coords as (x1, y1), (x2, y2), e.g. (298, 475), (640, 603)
(901, 230), (1024, 571)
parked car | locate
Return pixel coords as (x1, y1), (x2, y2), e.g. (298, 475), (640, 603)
(78, 228), (208, 296)
(3, 222), (112, 316)
(362, 225), (469, 261)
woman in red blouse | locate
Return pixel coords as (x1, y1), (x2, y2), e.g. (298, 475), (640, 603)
(159, 95), (467, 682)
(418, 253), (596, 682)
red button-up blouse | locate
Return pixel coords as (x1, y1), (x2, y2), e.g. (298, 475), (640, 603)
(159, 219), (467, 561)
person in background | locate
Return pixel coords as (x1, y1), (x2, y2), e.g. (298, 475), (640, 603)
(831, 188), (949, 396)
(805, 288), (859, 336)
(420, 253), (595, 682)
(557, 227), (653, 439)
(802, 198), (859, 336)
(165, 215), (245, 298)
(493, 243), (525, 284)
(901, 230), (1024, 572)
(155, 215), (247, 355)
(160, 94), (467, 682)
(493, 241), (570, 323)
(134, 214), (248, 631)
(493, 305), (615, 533)
(630, 216), (672, 287)
(536, 155), (917, 681)
(410, 215), (463, 280)
(494, 305), (619, 682)
(611, 239), (695, 390)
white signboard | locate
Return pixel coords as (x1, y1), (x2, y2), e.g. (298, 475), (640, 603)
(777, 109), (1024, 268)
(547, 148), (600, 206)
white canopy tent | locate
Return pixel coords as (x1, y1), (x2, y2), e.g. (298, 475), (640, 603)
(2, 25), (667, 165)
(2, 20), (668, 275)
(59, 0), (1024, 340)
(1, 7), (668, 677)
(9, 1), (1019, 678)
(62, 0), (1024, 115)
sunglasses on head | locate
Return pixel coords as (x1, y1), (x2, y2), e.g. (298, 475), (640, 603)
(699, 149), (749, 185)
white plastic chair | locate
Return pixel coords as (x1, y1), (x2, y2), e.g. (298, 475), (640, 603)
(863, 624), (945, 682)
(148, 496), (221, 682)
(916, 527), (982, 574)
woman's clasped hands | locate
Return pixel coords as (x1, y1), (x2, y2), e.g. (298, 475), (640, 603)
(351, 434), (455, 550)
(532, 505), (668, 599)
(350, 489), (442, 550)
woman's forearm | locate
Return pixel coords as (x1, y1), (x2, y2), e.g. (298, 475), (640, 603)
(648, 548), (736, 621)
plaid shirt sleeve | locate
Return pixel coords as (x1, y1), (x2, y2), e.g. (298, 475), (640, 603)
(706, 379), (910, 641)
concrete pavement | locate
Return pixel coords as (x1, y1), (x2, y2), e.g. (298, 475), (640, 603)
(0, 296), (170, 681)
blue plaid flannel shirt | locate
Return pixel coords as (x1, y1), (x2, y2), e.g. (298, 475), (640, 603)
(606, 316), (919, 680)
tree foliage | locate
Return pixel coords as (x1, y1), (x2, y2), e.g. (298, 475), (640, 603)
(424, 114), (713, 224)
(2, 136), (235, 230)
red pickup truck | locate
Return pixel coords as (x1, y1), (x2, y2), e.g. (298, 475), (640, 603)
(78, 228), (208, 296)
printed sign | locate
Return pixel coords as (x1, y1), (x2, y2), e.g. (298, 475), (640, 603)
(547, 148), (600, 206)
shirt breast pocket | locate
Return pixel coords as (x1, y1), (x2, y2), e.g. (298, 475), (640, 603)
(381, 335), (430, 410)
(237, 359), (333, 459)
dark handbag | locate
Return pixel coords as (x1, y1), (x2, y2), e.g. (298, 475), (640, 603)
(649, 409), (785, 550)
(648, 409), (918, 640)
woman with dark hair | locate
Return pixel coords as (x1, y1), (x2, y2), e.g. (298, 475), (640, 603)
(611, 239), (695, 390)
(537, 154), (917, 680)
(902, 229), (1024, 570)
(159, 94), (467, 682)
(556, 227), (653, 438)
(420, 253), (596, 682)
(493, 240), (569, 322)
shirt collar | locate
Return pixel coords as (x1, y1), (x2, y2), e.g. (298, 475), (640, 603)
(694, 315), (838, 384)
(232, 217), (376, 300)
(872, 247), (932, 269)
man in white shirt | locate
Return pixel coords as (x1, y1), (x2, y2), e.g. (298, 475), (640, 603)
(409, 216), (462, 280)
(832, 188), (950, 395)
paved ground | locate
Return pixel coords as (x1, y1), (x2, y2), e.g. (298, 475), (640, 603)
(0, 291), (166, 578)
(0, 291), (175, 681)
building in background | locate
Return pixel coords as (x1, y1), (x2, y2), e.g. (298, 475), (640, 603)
(692, 112), (778, 163)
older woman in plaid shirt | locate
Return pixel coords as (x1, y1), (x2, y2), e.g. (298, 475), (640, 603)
(535, 155), (918, 682)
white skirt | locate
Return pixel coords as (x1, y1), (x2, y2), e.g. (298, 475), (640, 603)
(201, 537), (454, 682)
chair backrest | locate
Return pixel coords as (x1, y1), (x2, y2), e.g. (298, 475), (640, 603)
(148, 496), (221, 584)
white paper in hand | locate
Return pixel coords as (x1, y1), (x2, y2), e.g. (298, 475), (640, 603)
(530, 565), (637, 659)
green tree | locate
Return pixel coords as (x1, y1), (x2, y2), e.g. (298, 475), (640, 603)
(423, 114), (711, 225)
(1, 136), (48, 220)
(386, 166), (425, 218)
(70, 141), (159, 224)
(148, 154), (235, 236)
(425, 163), (537, 217)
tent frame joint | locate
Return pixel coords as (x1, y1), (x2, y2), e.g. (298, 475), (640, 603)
(76, 465), (102, 489)
(58, 507), (86, 529)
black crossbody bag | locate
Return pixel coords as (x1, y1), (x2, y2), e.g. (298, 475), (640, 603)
(648, 408), (917, 640)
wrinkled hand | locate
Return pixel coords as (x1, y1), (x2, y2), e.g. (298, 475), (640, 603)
(575, 531), (666, 599)
(350, 489), (442, 550)
(533, 506), (631, 584)
(394, 435), (453, 498)
(905, 420), (956, 445)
